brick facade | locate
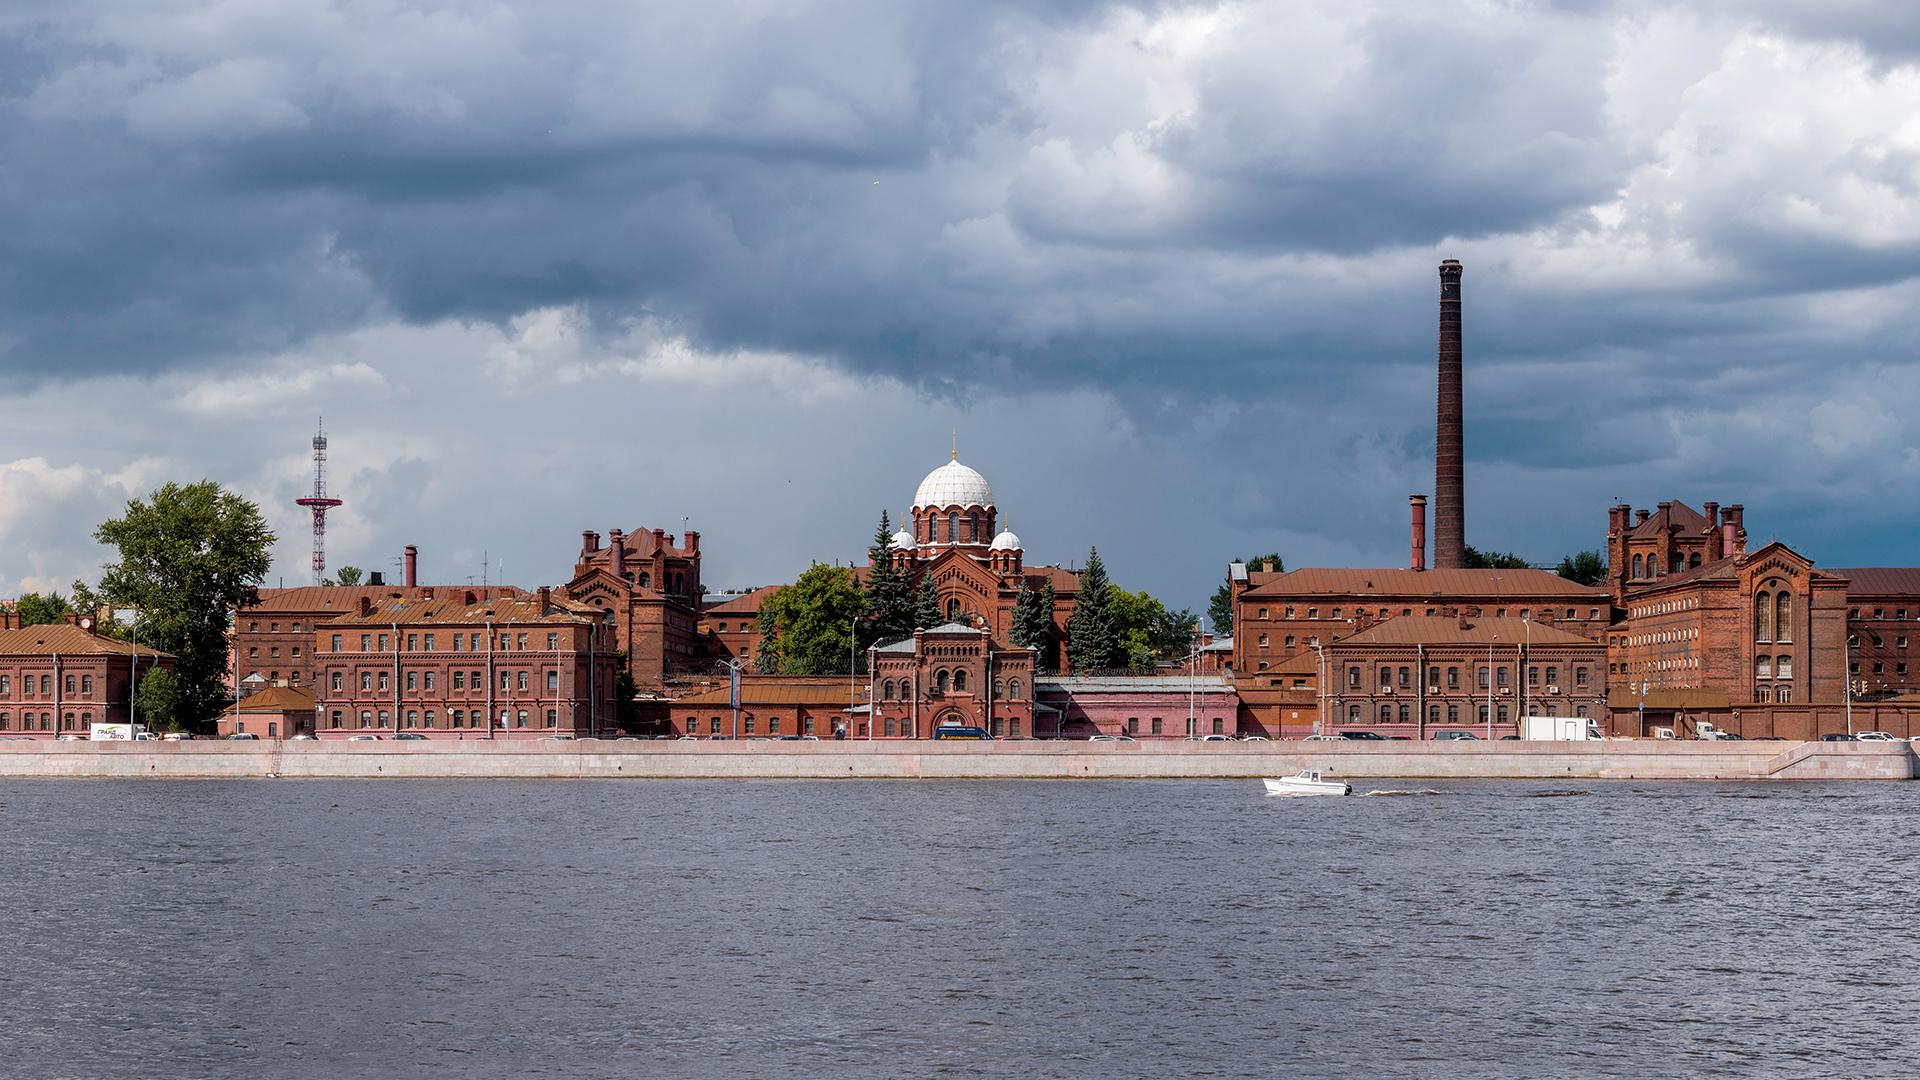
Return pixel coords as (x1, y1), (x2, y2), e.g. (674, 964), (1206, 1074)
(0, 615), (177, 736)
(566, 527), (704, 689)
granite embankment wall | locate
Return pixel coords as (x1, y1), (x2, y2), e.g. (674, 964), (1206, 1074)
(0, 740), (1910, 781)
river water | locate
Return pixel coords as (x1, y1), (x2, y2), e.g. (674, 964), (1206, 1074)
(0, 779), (1912, 1079)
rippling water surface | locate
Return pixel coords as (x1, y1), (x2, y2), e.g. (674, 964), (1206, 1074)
(0, 779), (1913, 1079)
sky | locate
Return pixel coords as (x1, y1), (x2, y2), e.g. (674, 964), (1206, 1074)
(3, 0), (1919, 614)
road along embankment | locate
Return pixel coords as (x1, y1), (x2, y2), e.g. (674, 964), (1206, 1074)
(0, 739), (1910, 781)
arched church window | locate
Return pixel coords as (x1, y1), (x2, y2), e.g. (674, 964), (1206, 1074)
(883, 679), (895, 700)
(1007, 678), (1021, 699)
(935, 670), (950, 693)
(1755, 591), (1772, 642)
(1775, 592), (1792, 642)
(638, 572), (650, 588)
(994, 680), (1004, 698)
(953, 669), (967, 691)
(948, 512), (959, 543)
(1632, 555), (1644, 579)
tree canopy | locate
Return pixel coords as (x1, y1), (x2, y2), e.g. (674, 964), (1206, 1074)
(12, 591), (74, 626)
(754, 563), (865, 676)
(1463, 545), (1531, 570)
(1066, 547), (1121, 672)
(862, 511), (914, 646)
(1209, 553), (1283, 637)
(1110, 589), (1199, 669)
(73, 481), (274, 727)
(326, 565), (365, 587)
(1555, 549), (1607, 586)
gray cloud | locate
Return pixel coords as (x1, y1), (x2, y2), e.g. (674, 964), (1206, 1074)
(3, 0), (1920, 606)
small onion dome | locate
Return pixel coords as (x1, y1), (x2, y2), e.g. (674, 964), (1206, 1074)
(891, 527), (915, 548)
(913, 458), (994, 510)
(990, 527), (1021, 551)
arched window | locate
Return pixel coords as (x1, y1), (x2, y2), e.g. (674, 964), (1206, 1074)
(1690, 553), (1702, 568)
(883, 679), (895, 700)
(1775, 592), (1792, 642)
(1007, 678), (1021, 699)
(965, 514), (977, 542)
(1775, 686), (1792, 704)
(994, 680), (1004, 698)
(638, 572), (650, 588)
(953, 669), (967, 691)
(1775, 655), (1792, 679)
(935, 670), (949, 693)
(1756, 656), (1772, 679)
(948, 512), (959, 542)
(1755, 591), (1772, 642)
(1632, 554), (1644, 579)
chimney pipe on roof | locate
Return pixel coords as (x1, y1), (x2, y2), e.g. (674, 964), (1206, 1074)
(368, 570), (385, 587)
(685, 530), (700, 556)
(608, 529), (626, 579)
(403, 545), (418, 588)
(1410, 495), (1428, 571)
(1723, 504), (1746, 555)
(1634, 509), (1649, 527)
(537, 585), (551, 612)
(1703, 502), (1722, 562)
(1434, 259), (1466, 569)
(581, 530), (599, 558)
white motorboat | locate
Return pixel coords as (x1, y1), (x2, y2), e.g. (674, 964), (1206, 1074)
(1263, 770), (1352, 797)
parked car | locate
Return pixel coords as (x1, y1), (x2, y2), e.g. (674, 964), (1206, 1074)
(541, 735), (576, 742)
(226, 733), (259, 741)
(674, 735), (700, 741)
(162, 732), (193, 741)
(290, 733), (318, 741)
(1238, 735), (1271, 742)
(1821, 733), (1856, 742)
(1088, 734), (1134, 743)
(777, 735), (821, 741)
(392, 732), (428, 741)
(56, 734), (87, 742)
(1431, 730), (1479, 741)
(1854, 731), (1898, 742)
(347, 734), (381, 742)
(1201, 733), (1234, 742)
(1303, 734), (1342, 742)
(1339, 731), (1385, 741)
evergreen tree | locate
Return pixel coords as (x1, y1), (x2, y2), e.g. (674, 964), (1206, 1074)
(1066, 547), (1121, 672)
(914, 572), (942, 629)
(755, 610), (783, 673)
(1555, 549), (1607, 586)
(862, 511), (914, 645)
(1036, 580), (1057, 671)
(1464, 545), (1530, 570)
(1010, 583), (1041, 649)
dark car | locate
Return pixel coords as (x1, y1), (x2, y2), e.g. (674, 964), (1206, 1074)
(1338, 731), (1385, 741)
(393, 732), (428, 741)
(1432, 730), (1480, 741)
(1821, 733), (1856, 742)
(931, 726), (993, 740)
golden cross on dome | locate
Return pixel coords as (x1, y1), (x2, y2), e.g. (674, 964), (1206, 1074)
(951, 431), (957, 460)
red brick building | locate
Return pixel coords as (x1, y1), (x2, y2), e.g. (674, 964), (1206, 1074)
(0, 614), (176, 736)
(697, 586), (779, 671)
(1035, 675), (1239, 739)
(233, 545), (521, 692)
(312, 587), (620, 738)
(218, 685), (316, 739)
(868, 622), (1036, 738)
(667, 676), (866, 739)
(1835, 568), (1920, 699)
(565, 527), (704, 689)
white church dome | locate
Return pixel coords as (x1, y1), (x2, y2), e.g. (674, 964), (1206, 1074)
(913, 458), (995, 509)
(990, 527), (1021, 551)
(891, 527), (915, 548)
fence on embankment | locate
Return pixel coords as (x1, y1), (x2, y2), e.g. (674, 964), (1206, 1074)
(0, 740), (1910, 781)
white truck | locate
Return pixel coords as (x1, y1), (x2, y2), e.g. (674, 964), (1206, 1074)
(1694, 721), (1737, 741)
(1521, 715), (1603, 741)
(89, 722), (153, 741)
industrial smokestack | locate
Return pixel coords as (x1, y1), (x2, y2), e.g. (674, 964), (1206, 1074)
(1410, 495), (1428, 571)
(1434, 259), (1466, 569)
(403, 545), (418, 588)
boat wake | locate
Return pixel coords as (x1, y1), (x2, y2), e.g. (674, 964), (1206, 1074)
(1358, 788), (1444, 797)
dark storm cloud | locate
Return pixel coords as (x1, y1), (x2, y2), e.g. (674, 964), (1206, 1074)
(3, 0), (1920, 602)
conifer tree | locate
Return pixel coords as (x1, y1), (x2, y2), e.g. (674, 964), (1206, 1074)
(862, 511), (914, 645)
(914, 572), (942, 629)
(1010, 583), (1041, 649)
(1036, 580), (1058, 671)
(1066, 547), (1120, 672)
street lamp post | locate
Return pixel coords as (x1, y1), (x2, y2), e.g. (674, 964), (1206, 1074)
(1845, 633), (1854, 736)
(1638, 679), (1650, 737)
(1310, 641), (1325, 737)
(1486, 636), (1496, 740)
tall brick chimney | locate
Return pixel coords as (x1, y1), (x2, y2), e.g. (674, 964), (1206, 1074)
(1409, 495), (1428, 571)
(608, 529), (626, 579)
(1434, 259), (1466, 569)
(1703, 502), (1723, 562)
(581, 530), (599, 558)
(403, 545), (418, 588)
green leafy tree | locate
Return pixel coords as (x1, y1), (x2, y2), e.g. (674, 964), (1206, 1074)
(757, 563), (865, 675)
(133, 667), (188, 731)
(913, 571), (941, 629)
(1556, 549), (1607, 586)
(1111, 589), (1201, 668)
(13, 591), (74, 626)
(1464, 545), (1531, 570)
(74, 481), (275, 727)
(330, 565), (365, 587)
(1066, 547), (1121, 672)
(862, 511), (914, 646)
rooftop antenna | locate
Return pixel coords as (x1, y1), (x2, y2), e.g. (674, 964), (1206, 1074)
(294, 417), (344, 585)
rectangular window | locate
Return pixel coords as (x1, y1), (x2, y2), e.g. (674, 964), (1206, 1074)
(547, 633), (560, 650)
(360, 634), (371, 651)
(516, 633), (527, 650)
(331, 673), (343, 691)
(1151, 718), (1163, 735)
(331, 634), (342, 652)
(516, 672), (528, 691)
(501, 671), (512, 691)
(1447, 667), (1459, 688)
(454, 633), (464, 651)
(407, 634), (418, 651)
(378, 634), (388, 651)
(424, 672), (436, 691)
(406, 672), (418, 691)
(769, 717), (781, 735)
(1575, 667), (1588, 687)
(547, 671), (558, 691)
(1212, 718), (1223, 735)
(745, 717), (756, 734)
(453, 672), (465, 690)
(1127, 717), (1139, 734)
(423, 634), (435, 651)
(378, 673), (389, 691)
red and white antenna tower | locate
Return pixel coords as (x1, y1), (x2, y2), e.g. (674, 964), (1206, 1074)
(294, 418), (344, 584)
